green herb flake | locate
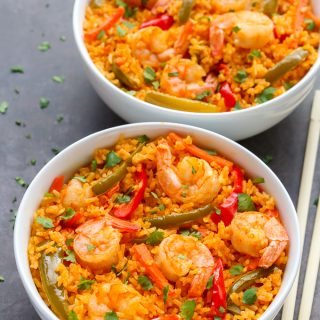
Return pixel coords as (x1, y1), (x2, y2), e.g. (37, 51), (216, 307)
(234, 101), (242, 110)
(234, 70), (248, 83)
(229, 264), (244, 275)
(178, 254), (187, 260)
(91, 159), (98, 171)
(65, 238), (74, 246)
(284, 82), (294, 91)
(36, 216), (54, 229)
(116, 0), (138, 18)
(163, 285), (169, 304)
(180, 299), (196, 320)
(40, 97), (50, 109)
(74, 176), (87, 183)
(10, 66), (24, 73)
(15, 120), (25, 127)
(52, 76), (65, 84)
(138, 275), (153, 291)
(232, 26), (241, 33)
(123, 20), (136, 29)
(15, 176), (27, 187)
(304, 18), (315, 31)
(314, 197), (319, 207)
(12, 197), (17, 203)
(248, 49), (262, 60)
(0, 101), (9, 114)
(168, 71), (179, 77)
(60, 35), (67, 42)
(116, 194), (131, 203)
(255, 87), (276, 104)
(158, 203), (166, 211)
(237, 193), (256, 212)
(150, 191), (159, 200)
(25, 133), (32, 139)
(146, 230), (164, 246)
(14, 88), (20, 94)
(242, 287), (257, 305)
(87, 244), (96, 252)
(38, 41), (51, 52)
(44, 192), (54, 198)
(61, 208), (76, 220)
(218, 306), (225, 314)
(195, 90), (212, 101)
(127, 90), (136, 96)
(262, 154), (273, 164)
(137, 134), (150, 143)
(64, 250), (76, 263)
(0, 275), (4, 282)
(206, 275), (213, 289)
(56, 114), (64, 123)
(105, 151), (122, 168)
(104, 311), (119, 320)
(144, 66), (156, 83)
(78, 276), (95, 290)
(68, 310), (79, 320)
(123, 271), (131, 284)
(191, 166), (197, 174)
(214, 317), (222, 320)
(30, 159), (36, 166)
(97, 30), (106, 40)
(215, 208), (221, 215)
(116, 24), (127, 37)
(252, 177), (265, 184)
(204, 149), (217, 156)
(51, 148), (60, 155)
(152, 80), (160, 90)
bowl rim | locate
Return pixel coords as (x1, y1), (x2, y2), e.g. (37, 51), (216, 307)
(14, 122), (300, 320)
(72, 0), (320, 117)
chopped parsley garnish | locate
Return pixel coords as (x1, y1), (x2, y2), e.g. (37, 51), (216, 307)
(126, 90), (136, 96)
(97, 30), (106, 40)
(252, 177), (265, 184)
(158, 203), (166, 211)
(138, 275), (153, 290)
(68, 310), (79, 320)
(146, 230), (164, 245)
(60, 35), (67, 42)
(86, 244), (96, 252)
(25, 133), (32, 139)
(237, 193), (256, 212)
(104, 311), (119, 320)
(232, 25), (241, 33)
(116, 0), (138, 18)
(248, 49), (262, 60)
(180, 299), (196, 320)
(52, 76), (65, 84)
(180, 228), (202, 239)
(51, 148), (60, 155)
(234, 101), (242, 110)
(116, 194), (131, 203)
(233, 70), (248, 83)
(151, 191), (159, 200)
(215, 207), (221, 215)
(191, 166), (197, 174)
(0, 101), (9, 114)
(116, 24), (127, 37)
(112, 262), (128, 277)
(123, 271), (131, 284)
(242, 287), (257, 305)
(163, 285), (169, 304)
(44, 192), (54, 198)
(262, 154), (273, 164)
(195, 90), (212, 101)
(78, 276), (95, 290)
(284, 82), (294, 91)
(206, 275), (213, 289)
(30, 159), (36, 166)
(178, 254), (187, 260)
(91, 159), (98, 171)
(74, 176), (87, 183)
(61, 208), (76, 220)
(105, 151), (121, 168)
(36, 216), (54, 229)
(65, 238), (74, 246)
(10, 66), (24, 73)
(38, 41), (51, 52)
(152, 80), (160, 90)
(219, 306), (225, 314)
(204, 149), (217, 155)
(304, 18), (315, 31)
(56, 114), (64, 123)
(40, 97), (50, 109)
(314, 197), (319, 207)
(137, 134), (150, 143)
(229, 264), (244, 275)
(123, 20), (136, 29)
(168, 71), (179, 77)
(14, 88), (20, 94)
(64, 250), (76, 263)
(15, 176), (27, 187)
(255, 87), (276, 104)
(144, 66), (156, 83)
(0, 275), (5, 283)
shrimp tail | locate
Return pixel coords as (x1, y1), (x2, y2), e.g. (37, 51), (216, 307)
(209, 26), (224, 57)
(106, 214), (141, 232)
(189, 266), (214, 297)
(258, 240), (287, 268)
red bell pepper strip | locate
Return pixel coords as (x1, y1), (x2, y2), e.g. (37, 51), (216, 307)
(84, 7), (125, 41)
(61, 212), (82, 229)
(49, 176), (64, 192)
(112, 167), (147, 219)
(232, 166), (243, 193)
(220, 82), (236, 109)
(210, 258), (227, 319)
(211, 192), (238, 226)
(140, 14), (174, 30)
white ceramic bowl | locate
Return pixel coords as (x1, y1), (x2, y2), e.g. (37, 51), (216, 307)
(14, 122), (299, 320)
(73, 0), (320, 141)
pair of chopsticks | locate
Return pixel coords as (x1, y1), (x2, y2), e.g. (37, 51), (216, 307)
(282, 90), (320, 320)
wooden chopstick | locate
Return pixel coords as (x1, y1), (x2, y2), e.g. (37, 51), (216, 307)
(298, 190), (320, 320)
(281, 90), (320, 320)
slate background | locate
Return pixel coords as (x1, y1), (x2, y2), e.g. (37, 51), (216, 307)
(0, 0), (319, 319)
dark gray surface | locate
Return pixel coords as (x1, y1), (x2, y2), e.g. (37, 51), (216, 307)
(0, 0), (319, 319)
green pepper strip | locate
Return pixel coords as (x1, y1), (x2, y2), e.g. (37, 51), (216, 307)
(227, 266), (276, 315)
(265, 48), (309, 83)
(112, 57), (140, 90)
(262, 0), (278, 17)
(145, 91), (219, 113)
(92, 142), (145, 195)
(178, 0), (195, 24)
(144, 204), (213, 228)
(39, 245), (68, 320)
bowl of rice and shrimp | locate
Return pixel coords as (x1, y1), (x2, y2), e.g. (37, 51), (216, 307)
(73, 0), (320, 140)
(14, 122), (300, 320)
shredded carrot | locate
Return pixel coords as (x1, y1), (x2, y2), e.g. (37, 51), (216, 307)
(84, 7), (125, 41)
(133, 244), (170, 290)
(294, 0), (309, 32)
(168, 132), (233, 169)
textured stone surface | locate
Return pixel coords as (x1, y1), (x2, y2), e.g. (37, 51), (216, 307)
(0, 0), (319, 319)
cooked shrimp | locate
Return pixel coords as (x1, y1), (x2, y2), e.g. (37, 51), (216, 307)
(209, 11), (274, 57)
(129, 22), (193, 68)
(156, 139), (220, 205)
(156, 234), (214, 297)
(62, 178), (93, 209)
(88, 281), (148, 320)
(160, 58), (217, 99)
(230, 211), (289, 268)
(125, 0), (158, 9)
(73, 217), (122, 272)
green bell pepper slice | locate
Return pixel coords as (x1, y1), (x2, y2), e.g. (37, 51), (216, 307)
(112, 58), (140, 90)
(145, 91), (219, 113)
(179, 0), (195, 24)
(265, 48), (309, 83)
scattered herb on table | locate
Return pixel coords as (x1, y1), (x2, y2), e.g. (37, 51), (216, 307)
(10, 66), (24, 73)
(38, 41), (51, 52)
(0, 276), (4, 283)
(262, 154), (273, 164)
(15, 176), (27, 187)
(40, 98), (50, 109)
(60, 35), (67, 42)
(30, 159), (36, 166)
(52, 76), (65, 83)
(0, 101), (9, 114)
(51, 148), (60, 155)
(56, 114), (64, 123)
